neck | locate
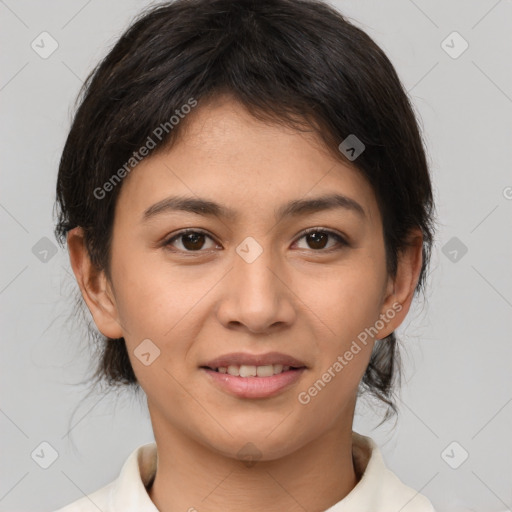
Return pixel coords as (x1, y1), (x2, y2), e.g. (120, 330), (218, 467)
(147, 422), (358, 512)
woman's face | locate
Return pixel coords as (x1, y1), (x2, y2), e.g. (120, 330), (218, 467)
(76, 96), (418, 461)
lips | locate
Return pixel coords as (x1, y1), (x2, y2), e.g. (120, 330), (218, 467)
(201, 364), (307, 399)
(200, 351), (307, 370)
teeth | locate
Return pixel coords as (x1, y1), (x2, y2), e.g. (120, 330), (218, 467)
(257, 365), (274, 377)
(215, 364), (296, 377)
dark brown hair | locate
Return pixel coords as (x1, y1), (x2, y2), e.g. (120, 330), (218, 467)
(54, 0), (436, 424)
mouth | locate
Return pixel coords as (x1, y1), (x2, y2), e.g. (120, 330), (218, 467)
(200, 351), (308, 372)
(199, 362), (306, 399)
(200, 364), (305, 377)
(199, 351), (308, 399)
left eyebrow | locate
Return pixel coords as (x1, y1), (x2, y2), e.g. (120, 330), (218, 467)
(141, 193), (367, 223)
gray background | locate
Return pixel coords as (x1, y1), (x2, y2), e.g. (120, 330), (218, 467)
(1, 1), (511, 511)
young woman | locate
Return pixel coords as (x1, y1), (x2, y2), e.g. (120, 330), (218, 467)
(53, 0), (437, 510)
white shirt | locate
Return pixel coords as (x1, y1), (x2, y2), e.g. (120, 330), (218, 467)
(54, 431), (435, 511)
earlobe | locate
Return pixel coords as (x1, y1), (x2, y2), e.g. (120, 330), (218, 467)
(375, 228), (424, 340)
(66, 227), (124, 339)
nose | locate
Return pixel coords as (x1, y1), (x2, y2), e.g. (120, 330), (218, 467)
(216, 239), (296, 334)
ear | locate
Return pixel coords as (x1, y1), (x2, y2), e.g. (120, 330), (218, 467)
(66, 227), (124, 339)
(374, 227), (424, 340)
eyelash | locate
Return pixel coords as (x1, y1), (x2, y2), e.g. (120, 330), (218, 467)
(162, 227), (348, 254)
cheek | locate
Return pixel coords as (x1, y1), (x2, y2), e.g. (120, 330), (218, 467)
(110, 252), (219, 390)
(304, 259), (386, 342)
(110, 246), (204, 335)
(295, 355), (368, 436)
(296, 273), (381, 421)
(296, 257), (385, 405)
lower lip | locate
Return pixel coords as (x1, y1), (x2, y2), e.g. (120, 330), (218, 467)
(201, 367), (306, 399)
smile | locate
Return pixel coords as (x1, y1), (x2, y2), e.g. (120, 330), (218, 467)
(201, 366), (306, 399)
(206, 364), (300, 377)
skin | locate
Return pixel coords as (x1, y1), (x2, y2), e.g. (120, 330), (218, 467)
(67, 95), (423, 512)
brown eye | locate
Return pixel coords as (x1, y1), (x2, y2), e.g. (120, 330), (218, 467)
(295, 228), (347, 251)
(164, 229), (218, 252)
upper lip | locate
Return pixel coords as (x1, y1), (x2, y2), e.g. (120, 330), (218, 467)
(201, 352), (307, 369)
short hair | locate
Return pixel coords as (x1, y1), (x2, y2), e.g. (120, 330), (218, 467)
(54, 0), (436, 422)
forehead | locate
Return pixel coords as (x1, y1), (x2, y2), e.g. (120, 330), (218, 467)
(114, 97), (380, 228)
